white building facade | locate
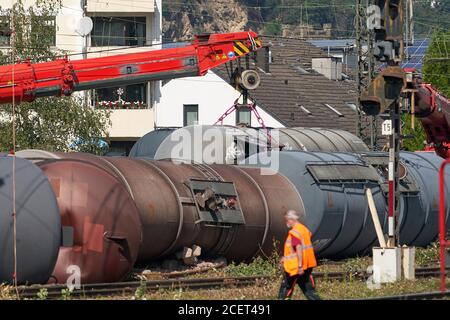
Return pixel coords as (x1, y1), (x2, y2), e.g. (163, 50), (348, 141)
(1, 0), (283, 154)
(156, 71), (284, 129)
(0, 0), (162, 154)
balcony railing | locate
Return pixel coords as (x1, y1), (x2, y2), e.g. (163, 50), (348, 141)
(95, 101), (149, 110)
(86, 0), (155, 13)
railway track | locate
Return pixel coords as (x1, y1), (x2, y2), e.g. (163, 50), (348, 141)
(15, 276), (270, 300)
(312, 267), (449, 281)
(362, 290), (450, 300)
(13, 267), (449, 299)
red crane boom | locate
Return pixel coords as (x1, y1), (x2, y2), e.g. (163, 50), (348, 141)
(0, 31), (262, 104)
(409, 71), (450, 158)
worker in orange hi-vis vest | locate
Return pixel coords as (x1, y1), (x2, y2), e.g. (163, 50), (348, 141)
(278, 210), (321, 300)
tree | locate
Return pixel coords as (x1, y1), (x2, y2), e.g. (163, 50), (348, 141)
(423, 28), (450, 97)
(263, 21), (282, 36)
(413, 0), (450, 36)
(0, 0), (110, 154)
(402, 114), (427, 152)
(402, 28), (450, 152)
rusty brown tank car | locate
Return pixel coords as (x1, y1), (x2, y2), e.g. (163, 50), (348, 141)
(18, 150), (304, 265)
(75, 156), (304, 262)
(37, 159), (142, 284)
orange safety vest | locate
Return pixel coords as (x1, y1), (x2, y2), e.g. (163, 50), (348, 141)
(283, 223), (317, 276)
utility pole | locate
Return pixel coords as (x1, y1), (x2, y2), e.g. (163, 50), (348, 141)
(76, 1), (93, 108)
(388, 100), (401, 246)
(405, 0), (414, 47)
(360, 0), (407, 247)
(359, 1), (407, 284)
(385, 0), (404, 247)
(82, 1), (89, 108)
(356, 0), (377, 150)
(363, 66), (405, 248)
(361, 0), (405, 247)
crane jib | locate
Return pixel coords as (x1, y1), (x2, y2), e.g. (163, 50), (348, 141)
(0, 31), (262, 104)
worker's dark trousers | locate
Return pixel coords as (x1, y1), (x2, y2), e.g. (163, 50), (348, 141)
(278, 268), (321, 300)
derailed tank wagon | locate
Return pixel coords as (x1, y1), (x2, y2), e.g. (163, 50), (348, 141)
(0, 156), (61, 284)
(129, 126), (369, 161)
(2, 146), (448, 285)
(15, 151), (305, 283)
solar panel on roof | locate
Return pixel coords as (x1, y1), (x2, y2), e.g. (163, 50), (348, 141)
(309, 38), (430, 72)
(402, 38), (430, 71)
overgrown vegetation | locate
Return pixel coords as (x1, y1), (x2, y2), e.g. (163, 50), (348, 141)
(60, 288), (72, 300)
(36, 288), (48, 300)
(127, 277), (449, 300)
(226, 255), (280, 278)
(0, 284), (14, 300)
(423, 28), (450, 97)
(262, 21), (282, 36)
(0, 0), (110, 154)
(402, 27), (450, 152)
(1, 245), (445, 300)
(413, 0), (450, 38)
(402, 113), (427, 151)
(139, 246), (446, 300)
(134, 281), (147, 300)
(415, 241), (441, 267)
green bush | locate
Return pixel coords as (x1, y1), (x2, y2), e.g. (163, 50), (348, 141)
(415, 242), (440, 267)
(226, 251), (281, 278)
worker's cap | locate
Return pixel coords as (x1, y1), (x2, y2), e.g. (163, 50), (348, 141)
(285, 210), (300, 220)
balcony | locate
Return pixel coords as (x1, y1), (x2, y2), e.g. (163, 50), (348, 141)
(104, 109), (155, 139)
(86, 0), (155, 13)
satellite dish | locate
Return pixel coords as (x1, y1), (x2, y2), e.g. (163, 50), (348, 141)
(75, 16), (93, 36)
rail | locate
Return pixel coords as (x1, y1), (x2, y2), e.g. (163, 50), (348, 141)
(360, 290), (450, 300)
(15, 276), (269, 299)
(312, 267), (448, 281)
(13, 267), (449, 299)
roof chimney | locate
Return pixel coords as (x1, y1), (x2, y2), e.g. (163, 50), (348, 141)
(311, 57), (343, 81)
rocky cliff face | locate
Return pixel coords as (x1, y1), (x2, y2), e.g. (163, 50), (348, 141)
(163, 0), (445, 41)
(163, 1), (251, 41)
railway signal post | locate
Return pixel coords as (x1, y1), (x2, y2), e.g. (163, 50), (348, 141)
(387, 101), (401, 247)
(360, 0), (409, 283)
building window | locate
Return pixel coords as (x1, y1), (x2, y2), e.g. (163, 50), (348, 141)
(0, 16), (55, 47)
(32, 16), (56, 46)
(183, 105), (199, 126)
(106, 141), (136, 157)
(236, 107), (251, 126)
(91, 16), (146, 47)
(93, 83), (148, 109)
(0, 16), (10, 46)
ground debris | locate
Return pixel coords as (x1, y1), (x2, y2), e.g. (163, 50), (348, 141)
(136, 258), (227, 280)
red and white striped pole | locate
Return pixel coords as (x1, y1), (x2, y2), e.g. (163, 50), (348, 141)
(387, 101), (401, 247)
(388, 158), (395, 242)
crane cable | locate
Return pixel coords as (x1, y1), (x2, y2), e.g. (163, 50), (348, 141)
(10, 0), (19, 299)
